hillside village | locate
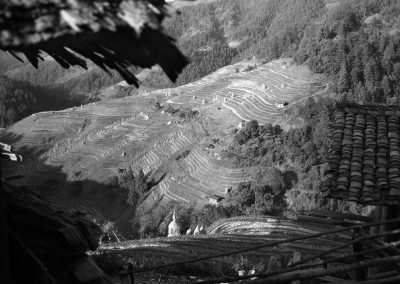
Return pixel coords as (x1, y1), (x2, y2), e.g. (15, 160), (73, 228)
(2, 0), (400, 283)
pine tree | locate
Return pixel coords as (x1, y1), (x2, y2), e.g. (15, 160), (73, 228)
(382, 41), (395, 74)
(351, 67), (360, 86)
(350, 55), (364, 86)
(135, 169), (147, 197)
(382, 75), (392, 99)
(126, 168), (148, 206)
(354, 81), (367, 103)
(364, 62), (374, 86)
(378, 35), (388, 54)
(371, 58), (383, 83)
(337, 61), (350, 93)
(365, 80), (376, 96)
(394, 63), (400, 81)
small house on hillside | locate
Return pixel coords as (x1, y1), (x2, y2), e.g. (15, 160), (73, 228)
(208, 195), (224, 205)
(387, 97), (398, 105)
(225, 186), (232, 194)
(206, 144), (215, 150)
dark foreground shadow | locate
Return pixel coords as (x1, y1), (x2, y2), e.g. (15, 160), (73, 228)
(1, 131), (139, 238)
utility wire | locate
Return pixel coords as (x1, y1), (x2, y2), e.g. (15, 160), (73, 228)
(119, 217), (400, 276)
(198, 228), (400, 284)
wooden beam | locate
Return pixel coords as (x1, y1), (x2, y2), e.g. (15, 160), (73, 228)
(378, 206), (390, 243)
(317, 276), (357, 283)
(369, 206), (383, 276)
(352, 229), (366, 281)
(311, 209), (373, 223)
(246, 255), (400, 284)
(368, 270), (398, 280)
(298, 215), (357, 226)
(0, 193), (10, 284)
(363, 236), (400, 275)
(370, 206), (382, 236)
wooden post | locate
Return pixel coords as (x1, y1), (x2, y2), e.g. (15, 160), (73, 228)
(379, 206), (389, 242)
(352, 228), (366, 281)
(120, 263), (134, 284)
(370, 206), (382, 236)
(0, 154), (11, 284)
(0, 193), (10, 284)
(267, 254), (282, 273)
(286, 252), (301, 284)
(368, 205), (383, 277)
(369, 205), (400, 277)
(385, 206), (400, 243)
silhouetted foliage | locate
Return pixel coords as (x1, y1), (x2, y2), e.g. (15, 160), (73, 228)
(164, 105), (199, 120)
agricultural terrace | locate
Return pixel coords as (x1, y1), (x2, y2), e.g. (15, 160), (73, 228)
(159, 145), (250, 204)
(99, 216), (350, 273)
(1, 96), (180, 182)
(1, 58), (323, 206)
(152, 58), (324, 125)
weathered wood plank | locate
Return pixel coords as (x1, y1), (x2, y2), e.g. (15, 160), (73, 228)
(311, 209), (373, 223)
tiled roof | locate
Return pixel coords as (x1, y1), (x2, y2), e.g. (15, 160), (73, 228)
(323, 103), (400, 206)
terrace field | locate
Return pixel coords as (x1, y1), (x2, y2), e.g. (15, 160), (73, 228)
(98, 216), (351, 282)
(1, 58), (324, 231)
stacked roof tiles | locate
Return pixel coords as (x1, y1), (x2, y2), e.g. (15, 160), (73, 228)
(323, 103), (400, 206)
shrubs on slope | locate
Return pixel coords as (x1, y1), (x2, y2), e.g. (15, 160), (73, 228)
(164, 105), (199, 120)
(222, 98), (336, 216)
(225, 168), (286, 216)
(118, 168), (154, 206)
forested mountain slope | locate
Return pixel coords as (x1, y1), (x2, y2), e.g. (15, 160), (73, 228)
(0, 54), (125, 127)
(3, 0), (400, 127)
(0, 0), (326, 126)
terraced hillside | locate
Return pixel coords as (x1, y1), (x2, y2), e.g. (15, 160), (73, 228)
(155, 58), (324, 125)
(1, 58), (323, 230)
(99, 216), (351, 279)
